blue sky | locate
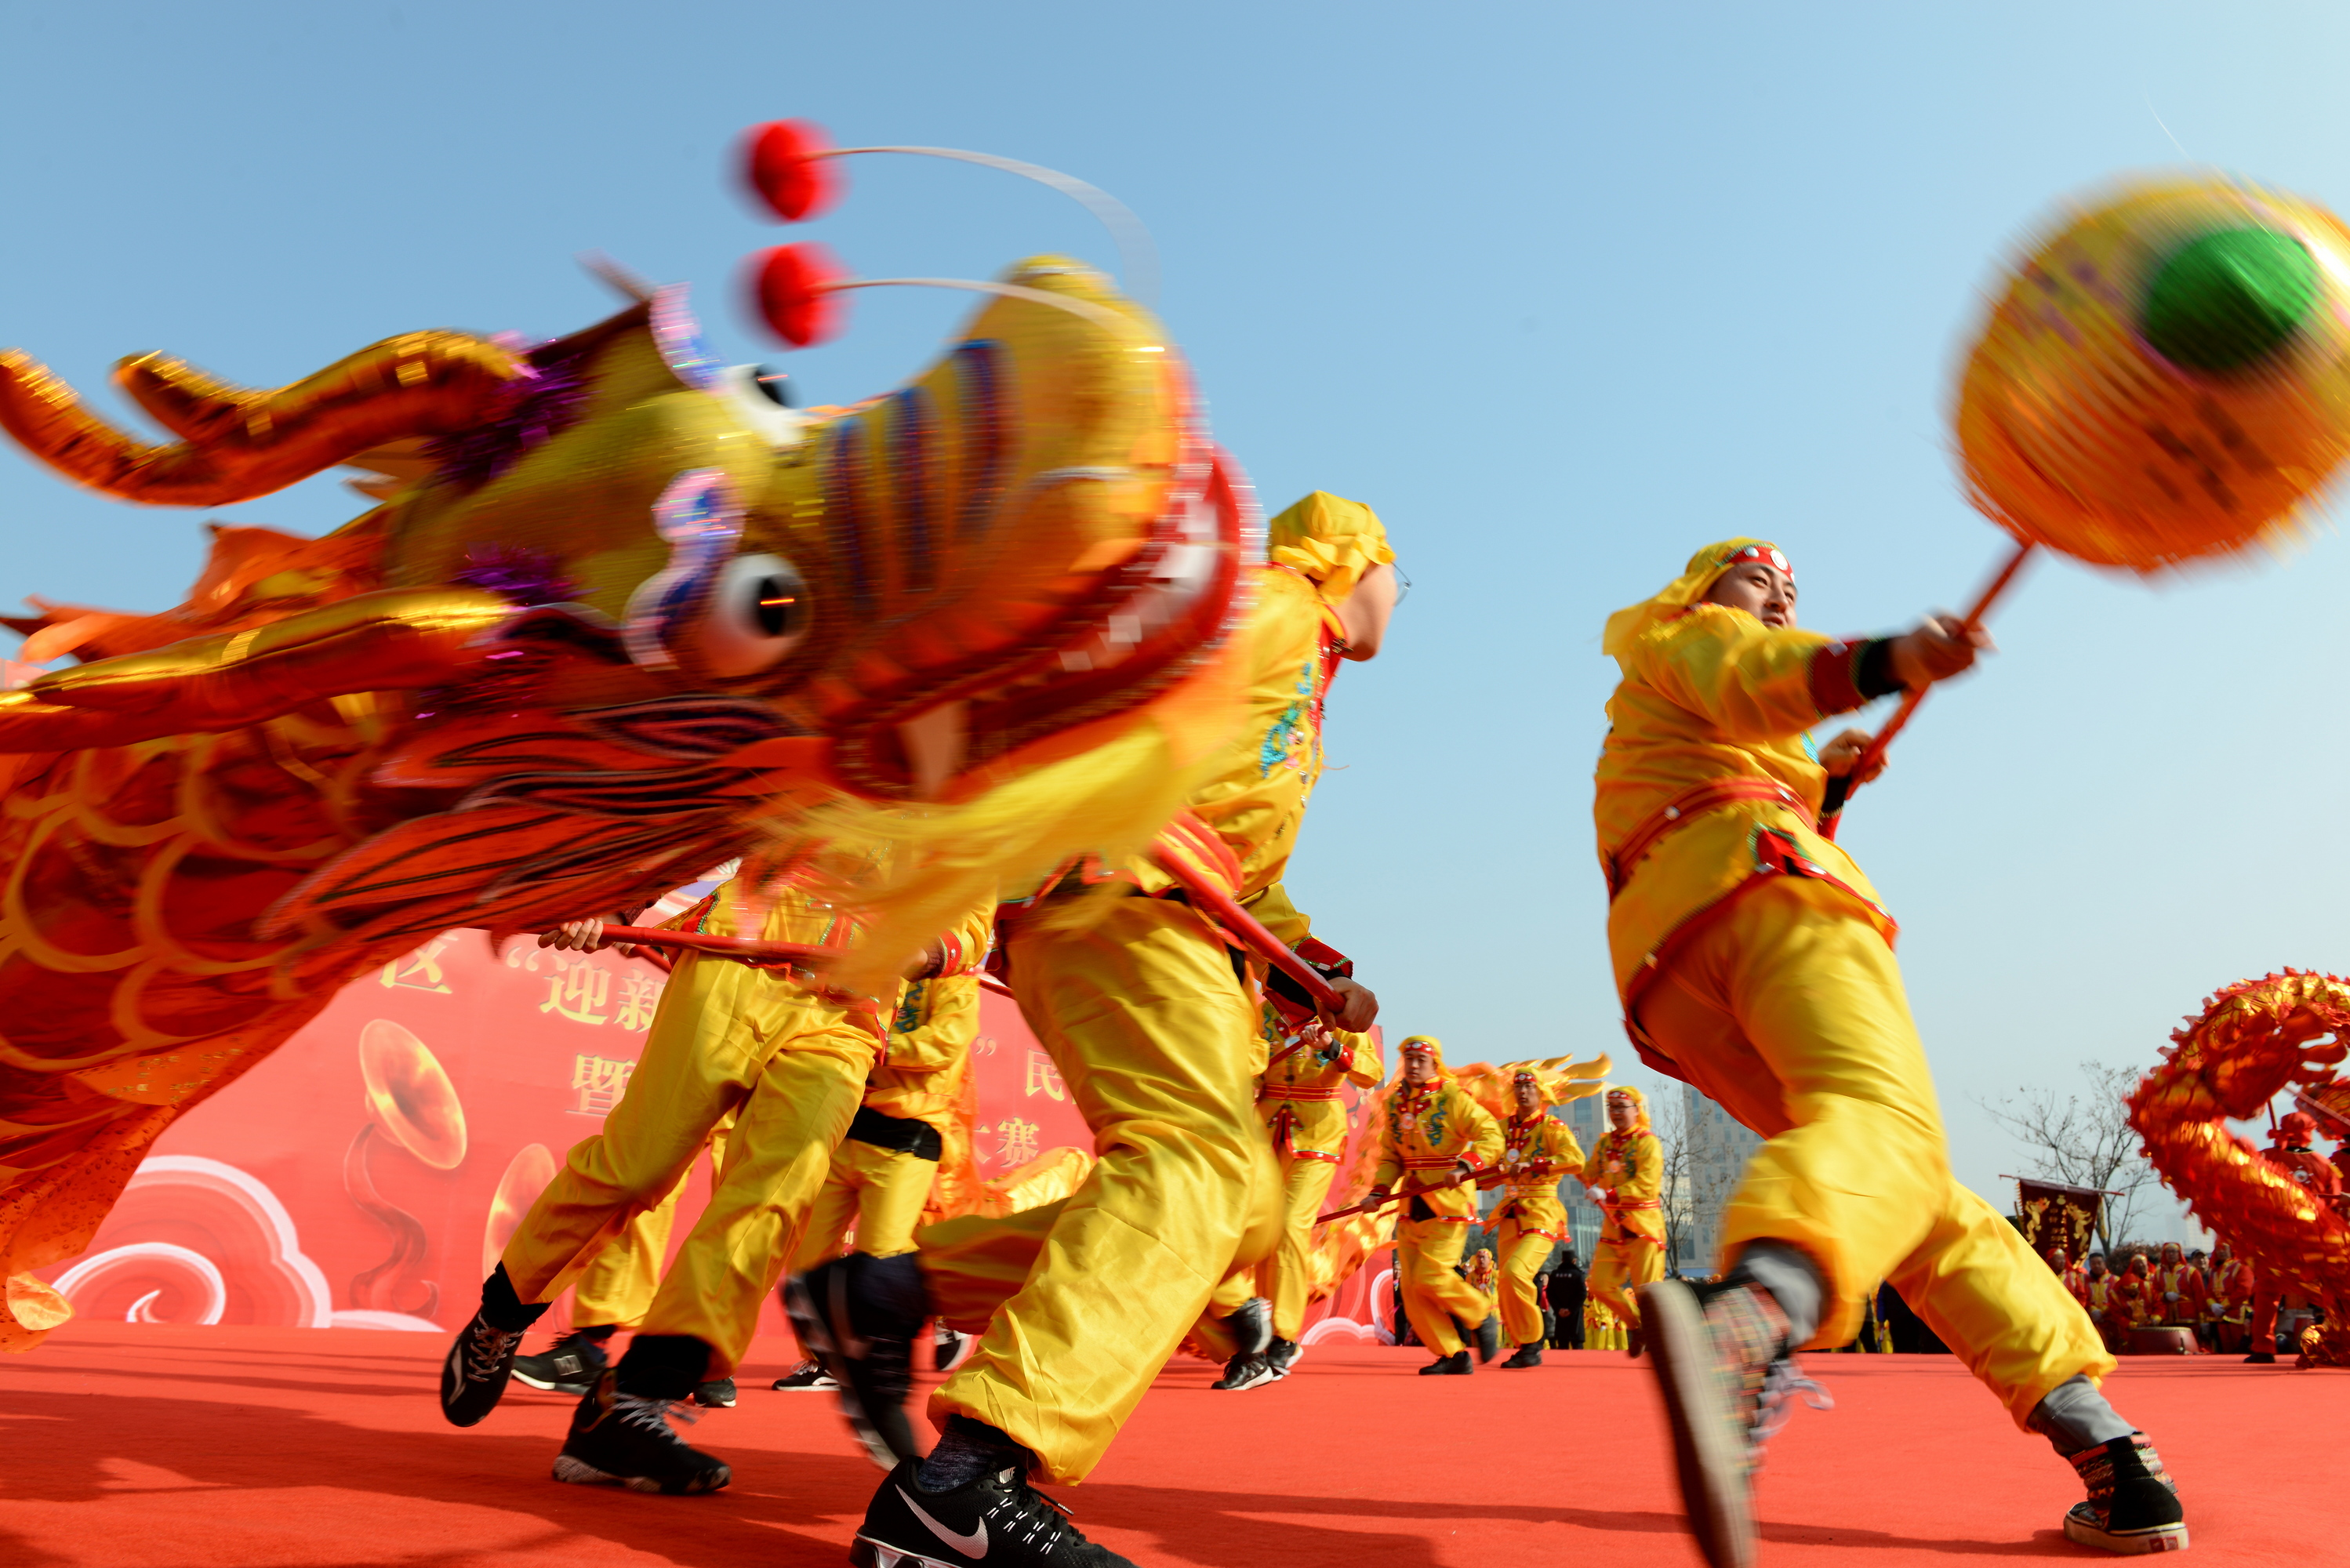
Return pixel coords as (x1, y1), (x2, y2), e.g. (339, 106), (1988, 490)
(6, 1), (2345, 1240)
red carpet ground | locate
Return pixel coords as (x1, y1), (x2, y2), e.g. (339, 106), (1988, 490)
(1, 1321), (2332, 1566)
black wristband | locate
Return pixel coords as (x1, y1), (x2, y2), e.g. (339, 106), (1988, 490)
(1854, 639), (1902, 701)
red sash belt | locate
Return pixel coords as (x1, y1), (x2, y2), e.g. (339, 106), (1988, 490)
(1606, 776), (1814, 900)
(1602, 1198), (1662, 1210)
(1261, 1083), (1340, 1102)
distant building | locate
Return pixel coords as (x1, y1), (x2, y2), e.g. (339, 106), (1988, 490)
(1682, 1084), (1762, 1272)
(1559, 1094), (1606, 1262)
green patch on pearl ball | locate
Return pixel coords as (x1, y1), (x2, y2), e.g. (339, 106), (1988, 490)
(2141, 227), (2319, 373)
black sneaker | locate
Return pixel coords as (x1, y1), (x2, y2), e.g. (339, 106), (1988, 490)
(2243, 1351), (2277, 1364)
(787, 1253), (924, 1470)
(853, 1457), (1135, 1566)
(1264, 1337), (1301, 1377)
(1220, 1296), (1273, 1358)
(773, 1359), (841, 1391)
(1211, 1352), (1278, 1391)
(550, 1370), (731, 1494)
(1417, 1350), (1471, 1375)
(440, 1309), (527, 1427)
(935, 1325), (974, 1374)
(1473, 1313), (1501, 1363)
(692, 1377), (737, 1409)
(511, 1330), (609, 1396)
(1627, 1322), (1647, 1359)
(2062, 1433), (2188, 1554)
(1502, 1343), (1544, 1369)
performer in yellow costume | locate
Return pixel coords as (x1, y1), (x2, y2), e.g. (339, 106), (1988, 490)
(789, 493), (1397, 1552)
(1366, 1036), (1504, 1375)
(507, 1121), (735, 1404)
(1599, 540), (2185, 1564)
(1208, 1014), (1385, 1392)
(774, 971), (980, 1395)
(1583, 1086), (1665, 1356)
(435, 883), (990, 1501)
(1494, 1065), (1585, 1368)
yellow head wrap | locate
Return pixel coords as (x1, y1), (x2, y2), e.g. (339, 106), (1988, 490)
(1604, 1083), (1653, 1133)
(1600, 537), (1792, 658)
(1266, 491), (1395, 607)
(1502, 1060), (1554, 1108)
(1396, 1033), (1447, 1083)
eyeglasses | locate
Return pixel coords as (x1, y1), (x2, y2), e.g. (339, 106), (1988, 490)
(1392, 564), (1412, 605)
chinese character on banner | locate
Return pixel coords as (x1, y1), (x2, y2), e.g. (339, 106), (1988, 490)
(615, 971), (666, 1033)
(1023, 1050), (1066, 1102)
(540, 953), (612, 1025)
(570, 1054), (635, 1116)
(990, 1117), (1041, 1169)
(380, 936), (456, 993)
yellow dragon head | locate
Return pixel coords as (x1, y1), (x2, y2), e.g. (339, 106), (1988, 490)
(0, 259), (1251, 960)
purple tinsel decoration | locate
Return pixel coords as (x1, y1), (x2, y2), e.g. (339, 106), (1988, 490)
(424, 334), (594, 490)
(451, 544), (577, 606)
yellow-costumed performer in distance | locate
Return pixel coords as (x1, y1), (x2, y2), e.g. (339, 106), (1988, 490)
(1600, 539), (2183, 1566)
(1582, 1084), (1663, 1355)
(786, 492), (1397, 1565)
(1207, 1013), (1384, 1391)
(1492, 1065), (1586, 1368)
(1364, 1035), (1503, 1374)
(437, 880), (993, 1499)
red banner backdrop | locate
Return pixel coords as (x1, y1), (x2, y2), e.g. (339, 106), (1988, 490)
(32, 931), (1393, 1346)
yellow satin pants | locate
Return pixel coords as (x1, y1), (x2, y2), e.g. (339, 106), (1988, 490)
(1495, 1209), (1560, 1347)
(570, 1125), (730, 1327)
(917, 895), (1280, 1484)
(1258, 1152), (1342, 1343)
(500, 951), (874, 1375)
(1394, 1213), (1489, 1357)
(1640, 877), (2114, 1426)
(790, 1136), (939, 1268)
(1587, 1231), (1664, 1330)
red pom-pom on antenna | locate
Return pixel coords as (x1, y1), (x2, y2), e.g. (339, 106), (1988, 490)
(751, 243), (848, 347)
(744, 119), (842, 223)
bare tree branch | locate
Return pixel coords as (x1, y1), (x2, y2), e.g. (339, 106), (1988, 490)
(1976, 1060), (2158, 1253)
(1655, 1087), (1696, 1273)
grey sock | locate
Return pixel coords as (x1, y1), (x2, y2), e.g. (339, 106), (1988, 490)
(916, 1415), (1030, 1491)
(2028, 1374), (2136, 1457)
(1729, 1239), (1824, 1346)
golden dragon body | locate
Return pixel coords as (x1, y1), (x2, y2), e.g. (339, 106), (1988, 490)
(2127, 971), (2350, 1366)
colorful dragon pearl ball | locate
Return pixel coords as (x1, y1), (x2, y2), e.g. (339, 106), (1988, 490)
(1955, 178), (2350, 572)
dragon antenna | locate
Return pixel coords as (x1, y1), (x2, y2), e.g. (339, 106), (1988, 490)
(578, 250), (658, 304)
(747, 244), (1149, 350)
(742, 121), (1161, 310)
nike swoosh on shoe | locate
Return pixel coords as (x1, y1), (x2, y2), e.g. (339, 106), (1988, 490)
(899, 1486), (988, 1559)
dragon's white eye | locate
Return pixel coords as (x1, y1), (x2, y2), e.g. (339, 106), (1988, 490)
(696, 552), (811, 677)
(717, 362), (805, 448)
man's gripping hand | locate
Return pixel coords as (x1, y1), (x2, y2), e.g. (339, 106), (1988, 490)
(1889, 613), (1993, 690)
(1323, 976), (1378, 1033)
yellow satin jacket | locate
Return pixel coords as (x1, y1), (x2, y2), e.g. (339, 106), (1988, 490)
(1256, 1007), (1383, 1163)
(1125, 561), (1346, 948)
(1374, 1081), (1503, 1221)
(1594, 604), (1896, 1015)
(1586, 1127), (1665, 1245)
(867, 970), (984, 1133)
(1494, 1112), (1585, 1235)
